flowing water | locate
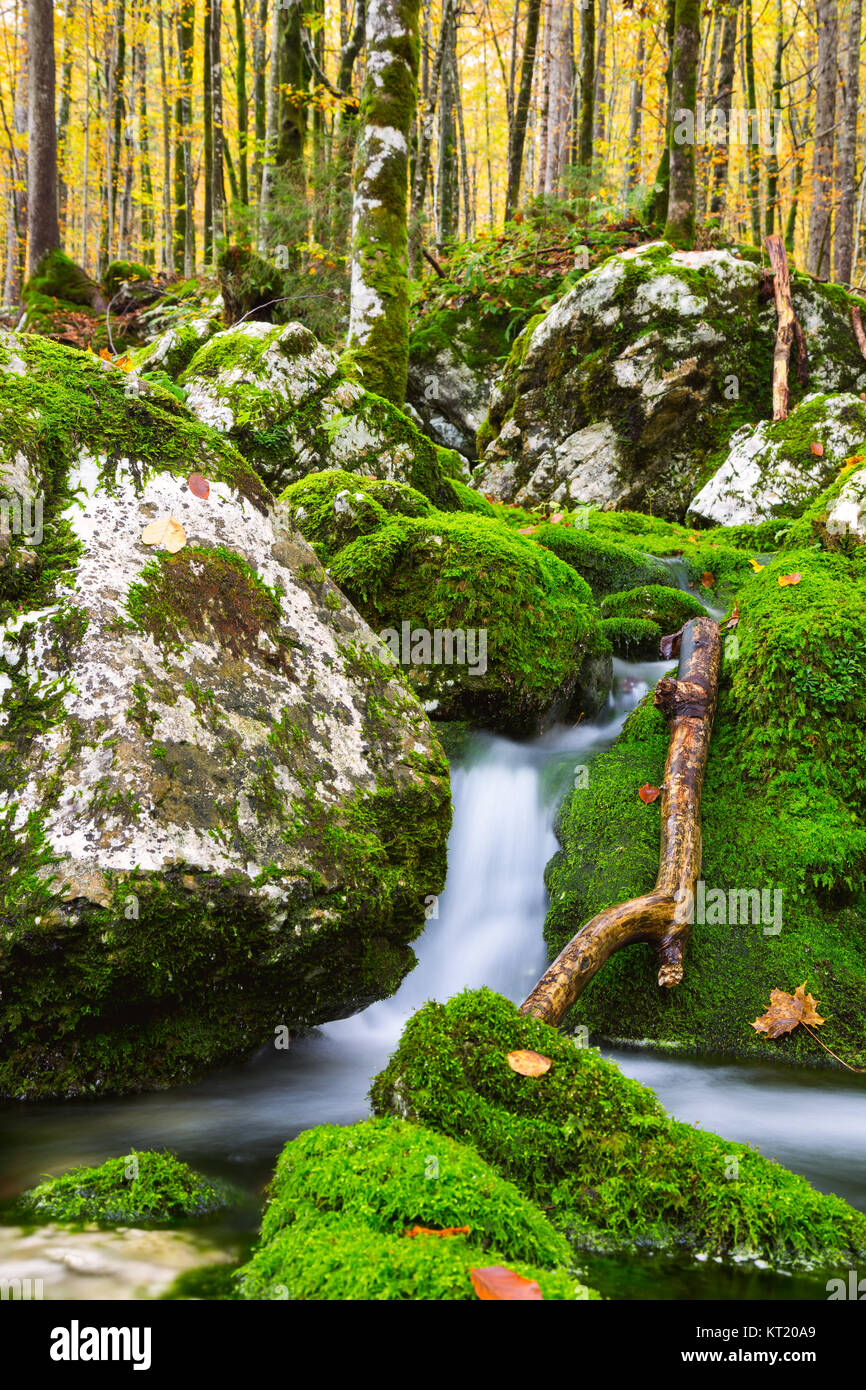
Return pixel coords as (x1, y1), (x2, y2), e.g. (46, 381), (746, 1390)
(2, 575), (864, 1300)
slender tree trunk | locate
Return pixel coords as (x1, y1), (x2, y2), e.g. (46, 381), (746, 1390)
(409, 0), (450, 266)
(765, 0), (783, 237)
(203, 0), (214, 262)
(234, 0), (249, 206)
(709, 0), (737, 218)
(157, 1), (173, 271)
(27, 0), (60, 274)
(577, 0), (595, 170)
(4, 0), (28, 301)
(212, 0), (226, 252)
(834, 0), (862, 283)
(593, 0), (606, 150)
(174, 0), (196, 274)
(137, 3), (154, 264)
(625, 25), (645, 193)
(537, 0), (552, 195)
(347, 0), (421, 403)
(56, 0), (75, 229)
(546, 0), (572, 194)
(252, 0), (267, 207)
(437, 5), (459, 243)
(743, 0), (761, 242)
(646, 0), (675, 222)
(505, 0), (543, 216)
(663, 0), (700, 247)
(807, 0), (838, 277)
(455, 59), (473, 236)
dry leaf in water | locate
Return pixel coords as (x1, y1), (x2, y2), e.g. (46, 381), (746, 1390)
(778, 571), (802, 587)
(141, 515), (187, 554)
(506, 1049), (552, 1077)
(470, 1266), (543, 1301)
(188, 472), (210, 499)
(638, 784), (662, 804)
(751, 983), (825, 1038)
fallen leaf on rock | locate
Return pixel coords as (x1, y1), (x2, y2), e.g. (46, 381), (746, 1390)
(810, 442), (824, 457)
(778, 571), (802, 587)
(141, 516), (186, 554)
(404, 1225), (471, 1239)
(700, 572), (715, 588)
(638, 784), (662, 804)
(506, 1049), (552, 1077)
(751, 983), (825, 1038)
(470, 1266), (543, 1301)
(188, 472), (210, 499)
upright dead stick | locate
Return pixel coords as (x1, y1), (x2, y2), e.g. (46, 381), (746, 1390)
(852, 305), (866, 362)
(765, 234), (796, 421)
(519, 615), (722, 1027)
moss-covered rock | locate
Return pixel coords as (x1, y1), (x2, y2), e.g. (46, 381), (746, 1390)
(236, 1117), (597, 1300)
(533, 522), (678, 597)
(371, 989), (866, 1265)
(600, 583), (707, 630)
(688, 393), (866, 527)
(545, 546), (866, 1066)
(475, 242), (866, 520)
(18, 1151), (235, 1225)
(217, 245), (287, 327)
(24, 249), (106, 313)
(281, 470), (436, 564)
(131, 313), (223, 381)
(179, 321), (465, 507)
(0, 331), (451, 1098)
(599, 615), (663, 659)
(327, 511), (611, 734)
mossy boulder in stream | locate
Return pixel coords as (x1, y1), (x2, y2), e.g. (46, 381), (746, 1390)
(475, 242), (866, 519)
(531, 521), (676, 598)
(327, 511), (612, 735)
(0, 331), (450, 1099)
(371, 989), (866, 1265)
(545, 546), (866, 1067)
(178, 320), (466, 506)
(18, 1151), (235, 1225)
(237, 1117), (597, 1300)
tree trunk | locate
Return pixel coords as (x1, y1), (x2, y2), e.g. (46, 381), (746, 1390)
(234, 0), (249, 206)
(646, 0), (674, 223)
(625, 26), (645, 193)
(347, 0), (421, 403)
(437, 6), (459, 244)
(766, 233), (796, 419)
(26, 0), (60, 274)
(834, 0), (862, 284)
(765, 0), (783, 237)
(520, 616), (722, 1024)
(537, 0), (552, 195)
(56, 0), (76, 229)
(212, 0), (226, 253)
(203, 0), (214, 262)
(577, 0), (595, 170)
(174, 0), (196, 272)
(136, 4), (154, 265)
(593, 0), (607, 150)
(505, 0), (543, 216)
(663, 0), (700, 247)
(409, 0), (450, 266)
(546, 0), (572, 194)
(3, 0), (28, 302)
(743, 0), (761, 243)
(252, 0), (267, 207)
(157, 2), (173, 271)
(807, 0), (838, 278)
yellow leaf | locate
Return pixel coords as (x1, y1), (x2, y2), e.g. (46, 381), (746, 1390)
(506, 1049), (552, 1077)
(140, 516), (186, 554)
(749, 558), (766, 572)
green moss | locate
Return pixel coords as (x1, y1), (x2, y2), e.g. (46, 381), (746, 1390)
(24, 249), (103, 309)
(532, 523), (676, 598)
(103, 260), (151, 298)
(600, 584), (706, 629)
(217, 244), (286, 326)
(446, 479), (496, 516)
(281, 469), (435, 564)
(236, 1117), (596, 1300)
(18, 1150), (236, 1225)
(370, 989), (866, 1265)
(599, 615), (663, 659)
(329, 511), (610, 733)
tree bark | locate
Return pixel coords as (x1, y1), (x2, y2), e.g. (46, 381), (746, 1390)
(624, 26), (645, 194)
(409, 0), (450, 267)
(136, 4), (154, 265)
(26, 0), (60, 274)
(252, 0), (267, 208)
(663, 0), (700, 247)
(203, 0), (214, 261)
(437, 6), (459, 244)
(3, 0), (28, 302)
(577, 0), (595, 171)
(834, 0), (862, 284)
(743, 0), (761, 243)
(520, 615), (722, 1025)
(766, 233), (796, 420)
(646, 0), (675, 223)
(212, 0), (226, 252)
(56, 0), (76, 229)
(505, 0), (543, 216)
(347, 0), (421, 403)
(174, 0), (196, 273)
(234, 0), (249, 206)
(157, 1), (173, 271)
(807, 0), (838, 278)
(765, 0), (783, 237)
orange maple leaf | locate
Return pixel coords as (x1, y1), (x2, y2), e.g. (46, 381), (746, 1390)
(751, 983), (825, 1038)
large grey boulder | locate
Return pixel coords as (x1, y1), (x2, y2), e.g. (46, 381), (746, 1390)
(0, 330), (450, 1099)
(475, 241), (866, 520)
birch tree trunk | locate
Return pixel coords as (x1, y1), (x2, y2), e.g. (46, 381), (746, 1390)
(26, 0), (60, 274)
(663, 0), (700, 247)
(834, 0), (862, 283)
(807, 0), (838, 277)
(347, 0), (421, 403)
(537, 0), (552, 195)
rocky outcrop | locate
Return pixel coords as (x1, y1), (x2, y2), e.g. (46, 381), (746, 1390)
(688, 393), (866, 527)
(475, 241), (866, 520)
(179, 320), (467, 507)
(0, 330), (450, 1098)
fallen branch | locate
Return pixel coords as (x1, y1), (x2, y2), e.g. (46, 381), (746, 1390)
(765, 233), (797, 421)
(519, 615), (722, 1027)
(852, 304), (866, 362)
